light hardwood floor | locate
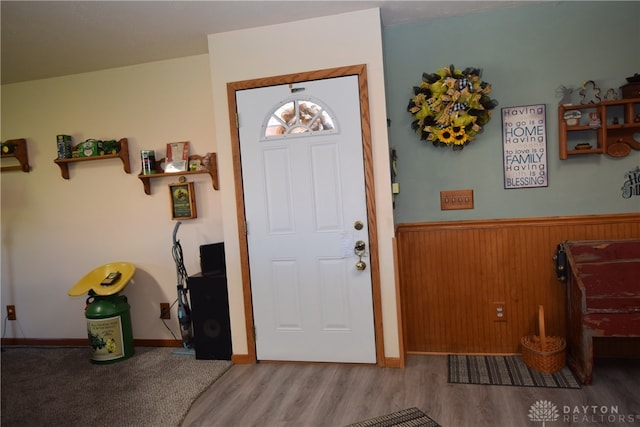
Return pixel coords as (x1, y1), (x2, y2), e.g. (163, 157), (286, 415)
(181, 355), (639, 427)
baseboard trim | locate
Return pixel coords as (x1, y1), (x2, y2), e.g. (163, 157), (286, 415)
(1, 338), (87, 347)
(407, 351), (521, 356)
(231, 353), (255, 364)
(0, 338), (183, 347)
(134, 339), (183, 347)
(384, 356), (404, 368)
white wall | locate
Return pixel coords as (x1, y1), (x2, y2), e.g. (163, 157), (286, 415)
(1, 8), (400, 360)
(1, 55), (222, 341)
(208, 8), (399, 358)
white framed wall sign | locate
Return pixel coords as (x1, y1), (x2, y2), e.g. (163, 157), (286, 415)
(502, 104), (548, 189)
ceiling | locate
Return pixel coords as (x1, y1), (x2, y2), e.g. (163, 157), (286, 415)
(1, 1), (531, 85)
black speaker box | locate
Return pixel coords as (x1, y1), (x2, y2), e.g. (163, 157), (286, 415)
(200, 242), (225, 277)
(188, 273), (232, 360)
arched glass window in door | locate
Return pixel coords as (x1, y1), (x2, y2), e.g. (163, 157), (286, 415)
(262, 97), (338, 139)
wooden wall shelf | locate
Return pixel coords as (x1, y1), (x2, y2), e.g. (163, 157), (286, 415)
(137, 153), (218, 195)
(558, 98), (640, 159)
(1, 138), (30, 172)
(54, 138), (130, 179)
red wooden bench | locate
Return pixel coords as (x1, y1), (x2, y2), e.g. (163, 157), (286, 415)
(563, 239), (640, 384)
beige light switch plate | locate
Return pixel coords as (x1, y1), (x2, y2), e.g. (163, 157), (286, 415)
(440, 189), (474, 210)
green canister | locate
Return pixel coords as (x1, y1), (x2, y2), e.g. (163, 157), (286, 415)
(85, 294), (134, 364)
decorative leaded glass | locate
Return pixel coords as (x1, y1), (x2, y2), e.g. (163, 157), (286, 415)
(263, 98), (337, 139)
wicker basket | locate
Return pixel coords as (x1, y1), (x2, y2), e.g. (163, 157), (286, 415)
(521, 305), (566, 374)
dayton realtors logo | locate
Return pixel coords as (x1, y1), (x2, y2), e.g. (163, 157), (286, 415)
(528, 400), (559, 426)
(528, 400), (639, 425)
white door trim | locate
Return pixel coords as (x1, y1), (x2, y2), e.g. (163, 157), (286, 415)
(226, 64), (384, 365)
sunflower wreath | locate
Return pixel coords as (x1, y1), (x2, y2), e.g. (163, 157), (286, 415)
(407, 65), (498, 150)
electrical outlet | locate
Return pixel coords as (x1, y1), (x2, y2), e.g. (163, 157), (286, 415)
(160, 303), (171, 320)
(493, 301), (506, 322)
(440, 189), (474, 210)
(7, 305), (16, 321)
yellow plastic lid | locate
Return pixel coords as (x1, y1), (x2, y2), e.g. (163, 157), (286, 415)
(68, 262), (136, 296)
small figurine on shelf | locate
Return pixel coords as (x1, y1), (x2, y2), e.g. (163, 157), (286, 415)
(579, 80), (601, 104)
(101, 140), (119, 155)
(604, 88), (618, 101)
(635, 113), (640, 123)
(556, 85), (574, 106)
(588, 112), (601, 129)
(197, 153), (212, 171)
(189, 158), (201, 171)
(563, 110), (581, 126)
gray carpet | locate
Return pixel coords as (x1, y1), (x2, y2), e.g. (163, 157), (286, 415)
(448, 354), (580, 389)
(346, 407), (441, 427)
(1, 346), (232, 427)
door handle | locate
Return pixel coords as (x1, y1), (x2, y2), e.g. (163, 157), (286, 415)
(354, 240), (367, 271)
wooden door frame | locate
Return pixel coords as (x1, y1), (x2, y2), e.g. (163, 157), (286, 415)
(226, 64), (385, 366)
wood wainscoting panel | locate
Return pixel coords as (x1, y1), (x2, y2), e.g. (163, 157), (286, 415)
(395, 213), (640, 354)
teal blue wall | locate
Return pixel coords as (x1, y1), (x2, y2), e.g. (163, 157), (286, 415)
(383, 1), (640, 223)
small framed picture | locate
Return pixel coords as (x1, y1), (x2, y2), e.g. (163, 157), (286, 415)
(169, 181), (197, 220)
(165, 141), (189, 173)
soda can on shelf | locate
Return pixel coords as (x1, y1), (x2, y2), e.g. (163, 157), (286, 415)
(140, 150), (156, 175)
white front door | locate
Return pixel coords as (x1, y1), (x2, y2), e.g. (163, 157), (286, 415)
(236, 75), (376, 363)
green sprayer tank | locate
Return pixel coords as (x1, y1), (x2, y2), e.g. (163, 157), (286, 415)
(85, 294), (134, 364)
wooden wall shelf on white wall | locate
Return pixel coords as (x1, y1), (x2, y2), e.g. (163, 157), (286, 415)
(54, 138), (131, 179)
(1, 138), (30, 173)
(137, 153), (219, 195)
